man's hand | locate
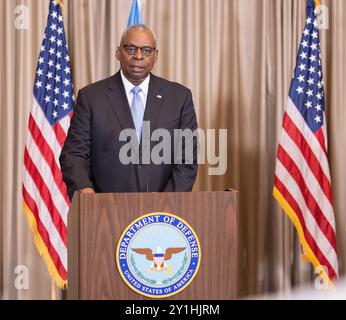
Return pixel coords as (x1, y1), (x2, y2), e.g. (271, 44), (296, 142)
(78, 187), (95, 194)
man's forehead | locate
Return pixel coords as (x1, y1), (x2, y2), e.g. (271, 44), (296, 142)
(123, 29), (155, 45)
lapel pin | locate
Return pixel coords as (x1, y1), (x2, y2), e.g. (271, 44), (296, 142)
(156, 95), (162, 99)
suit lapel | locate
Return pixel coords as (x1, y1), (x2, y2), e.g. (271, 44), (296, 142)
(143, 74), (165, 132)
(106, 72), (136, 131)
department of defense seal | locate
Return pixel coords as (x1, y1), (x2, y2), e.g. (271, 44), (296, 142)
(116, 212), (201, 298)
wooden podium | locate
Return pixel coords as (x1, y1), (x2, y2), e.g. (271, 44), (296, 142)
(67, 191), (239, 300)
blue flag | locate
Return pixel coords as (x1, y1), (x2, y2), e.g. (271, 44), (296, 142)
(128, 0), (143, 26)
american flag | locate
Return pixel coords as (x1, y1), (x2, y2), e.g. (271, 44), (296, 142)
(273, 0), (338, 284)
(22, 0), (73, 288)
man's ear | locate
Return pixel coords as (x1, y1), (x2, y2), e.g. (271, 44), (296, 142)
(154, 50), (159, 63)
(116, 47), (121, 61)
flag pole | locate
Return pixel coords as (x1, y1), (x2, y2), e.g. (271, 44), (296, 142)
(51, 279), (57, 300)
(52, 0), (64, 299)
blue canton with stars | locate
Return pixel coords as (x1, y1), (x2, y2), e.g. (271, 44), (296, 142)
(289, 0), (325, 133)
(34, 0), (74, 126)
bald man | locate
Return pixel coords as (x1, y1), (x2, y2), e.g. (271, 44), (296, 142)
(60, 25), (198, 200)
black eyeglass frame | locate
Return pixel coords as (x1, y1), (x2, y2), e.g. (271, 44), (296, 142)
(122, 44), (157, 57)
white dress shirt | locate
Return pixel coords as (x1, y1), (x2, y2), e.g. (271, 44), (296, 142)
(120, 70), (150, 110)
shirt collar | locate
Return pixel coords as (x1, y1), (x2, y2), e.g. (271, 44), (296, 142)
(120, 70), (150, 96)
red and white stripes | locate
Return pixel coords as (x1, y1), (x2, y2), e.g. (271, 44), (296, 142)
(22, 97), (70, 286)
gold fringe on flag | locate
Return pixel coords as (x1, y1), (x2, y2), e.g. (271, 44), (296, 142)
(22, 202), (67, 289)
(273, 187), (335, 289)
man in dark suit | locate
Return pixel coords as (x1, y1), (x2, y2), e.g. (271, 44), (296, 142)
(60, 25), (198, 200)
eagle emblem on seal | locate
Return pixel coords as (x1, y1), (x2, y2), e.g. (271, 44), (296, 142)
(132, 246), (186, 271)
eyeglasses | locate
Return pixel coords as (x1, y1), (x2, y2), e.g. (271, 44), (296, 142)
(122, 44), (156, 57)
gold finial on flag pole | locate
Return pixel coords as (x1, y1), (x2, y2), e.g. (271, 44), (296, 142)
(57, 0), (65, 11)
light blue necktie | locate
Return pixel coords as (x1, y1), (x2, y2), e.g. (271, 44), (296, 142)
(130, 86), (144, 143)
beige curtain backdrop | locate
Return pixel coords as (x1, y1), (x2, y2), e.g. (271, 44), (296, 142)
(0, 0), (345, 299)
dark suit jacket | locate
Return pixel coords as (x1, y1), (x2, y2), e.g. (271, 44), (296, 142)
(60, 71), (198, 200)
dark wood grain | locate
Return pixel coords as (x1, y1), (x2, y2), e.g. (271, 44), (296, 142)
(67, 191), (239, 300)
